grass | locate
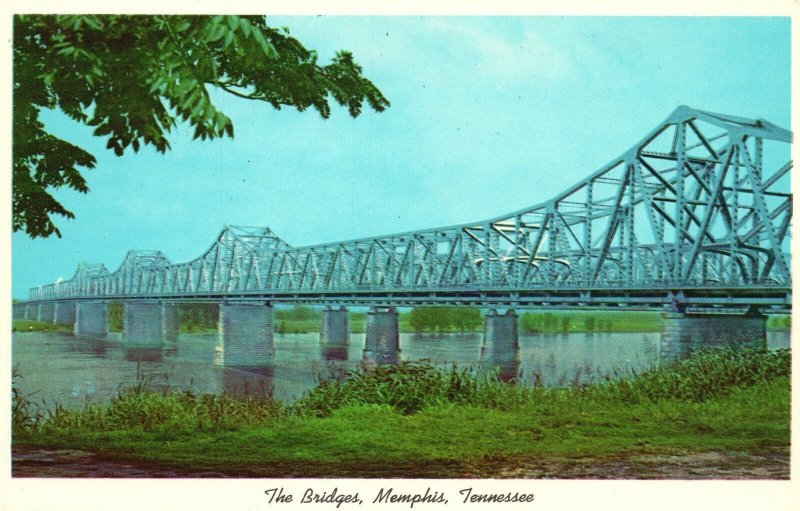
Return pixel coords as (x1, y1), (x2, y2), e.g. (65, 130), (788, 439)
(12, 348), (790, 477)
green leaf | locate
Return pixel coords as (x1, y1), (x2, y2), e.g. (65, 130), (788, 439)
(13, 13), (388, 238)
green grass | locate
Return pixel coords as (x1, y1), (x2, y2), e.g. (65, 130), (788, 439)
(14, 381), (788, 478)
(12, 349), (790, 477)
(12, 320), (71, 332)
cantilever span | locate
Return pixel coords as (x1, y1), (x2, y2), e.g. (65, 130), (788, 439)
(26, 106), (792, 311)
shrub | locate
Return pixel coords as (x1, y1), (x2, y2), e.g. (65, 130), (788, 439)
(292, 361), (534, 417)
(591, 348), (790, 403)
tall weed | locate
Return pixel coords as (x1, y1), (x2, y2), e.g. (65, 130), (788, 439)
(590, 348), (790, 403)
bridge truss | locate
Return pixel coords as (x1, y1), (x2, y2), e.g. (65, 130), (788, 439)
(29, 106), (792, 311)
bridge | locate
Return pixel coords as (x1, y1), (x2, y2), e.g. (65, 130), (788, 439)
(14, 106), (792, 366)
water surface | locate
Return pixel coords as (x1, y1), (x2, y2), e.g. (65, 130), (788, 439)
(12, 330), (790, 410)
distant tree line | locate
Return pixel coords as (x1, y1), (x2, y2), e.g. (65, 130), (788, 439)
(108, 303), (122, 331)
(767, 315), (791, 330)
(94, 303), (794, 336)
(408, 307), (482, 333)
(519, 311), (660, 333)
(274, 306), (321, 334)
(107, 302), (219, 332)
(181, 304), (219, 332)
(274, 306), (321, 322)
(520, 312), (602, 333)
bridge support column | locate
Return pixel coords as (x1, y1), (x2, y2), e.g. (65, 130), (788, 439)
(320, 306), (350, 360)
(37, 302), (55, 323)
(320, 306), (349, 345)
(363, 307), (400, 365)
(162, 303), (180, 342)
(54, 302), (76, 325)
(660, 309), (767, 363)
(122, 301), (164, 344)
(218, 302), (274, 367)
(480, 309), (520, 363)
(74, 301), (108, 338)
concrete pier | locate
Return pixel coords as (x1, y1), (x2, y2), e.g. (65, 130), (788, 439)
(218, 302), (274, 367)
(54, 302), (76, 325)
(363, 307), (400, 365)
(37, 302), (55, 323)
(660, 309), (767, 363)
(74, 301), (108, 338)
(320, 306), (349, 346)
(162, 303), (180, 342)
(320, 306), (350, 360)
(122, 301), (164, 344)
(480, 309), (520, 363)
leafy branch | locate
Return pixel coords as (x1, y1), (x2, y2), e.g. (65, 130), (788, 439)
(13, 15), (390, 238)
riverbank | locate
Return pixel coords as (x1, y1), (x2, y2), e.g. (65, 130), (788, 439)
(11, 320), (72, 333)
(12, 349), (790, 478)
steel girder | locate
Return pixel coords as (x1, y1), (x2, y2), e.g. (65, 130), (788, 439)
(28, 107), (792, 306)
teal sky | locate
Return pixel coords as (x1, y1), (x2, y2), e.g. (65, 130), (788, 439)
(11, 16), (791, 298)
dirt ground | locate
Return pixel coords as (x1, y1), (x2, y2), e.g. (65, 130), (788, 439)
(11, 447), (790, 479)
(478, 451), (790, 479)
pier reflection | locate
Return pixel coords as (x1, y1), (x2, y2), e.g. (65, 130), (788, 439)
(479, 360), (521, 382)
(221, 365), (275, 399)
(64, 335), (108, 358)
(123, 345), (165, 363)
(320, 345), (349, 361)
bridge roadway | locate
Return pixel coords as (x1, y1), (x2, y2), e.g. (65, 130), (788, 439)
(14, 106), (792, 365)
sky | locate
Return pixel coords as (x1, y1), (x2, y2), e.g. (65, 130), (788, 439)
(10, 16), (791, 298)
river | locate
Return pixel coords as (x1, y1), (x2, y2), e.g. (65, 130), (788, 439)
(11, 330), (790, 409)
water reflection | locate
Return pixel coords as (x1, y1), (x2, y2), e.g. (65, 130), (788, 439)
(221, 366), (275, 398)
(211, 335), (275, 368)
(320, 345), (349, 361)
(63, 335), (108, 358)
(11, 329), (791, 411)
(123, 346), (165, 363)
(228, 364), (274, 378)
(311, 358), (351, 383)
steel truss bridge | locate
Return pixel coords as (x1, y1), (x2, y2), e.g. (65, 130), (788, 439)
(27, 106), (792, 312)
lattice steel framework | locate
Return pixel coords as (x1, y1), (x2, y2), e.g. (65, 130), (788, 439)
(29, 107), (792, 309)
